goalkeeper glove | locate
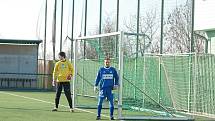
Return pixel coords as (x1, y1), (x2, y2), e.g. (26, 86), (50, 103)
(94, 86), (98, 93)
(112, 85), (118, 90)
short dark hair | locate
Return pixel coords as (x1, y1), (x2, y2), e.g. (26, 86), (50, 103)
(105, 53), (110, 60)
(59, 52), (66, 58)
(104, 57), (110, 60)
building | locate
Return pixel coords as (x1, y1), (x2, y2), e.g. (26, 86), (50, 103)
(0, 39), (42, 88)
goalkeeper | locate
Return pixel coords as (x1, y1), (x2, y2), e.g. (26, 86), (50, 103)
(52, 52), (74, 112)
(94, 57), (119, 120)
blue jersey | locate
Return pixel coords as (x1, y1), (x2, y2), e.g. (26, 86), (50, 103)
(95, 66), (119, 90)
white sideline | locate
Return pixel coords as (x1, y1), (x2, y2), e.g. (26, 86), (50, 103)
(0, 91), (109, 118)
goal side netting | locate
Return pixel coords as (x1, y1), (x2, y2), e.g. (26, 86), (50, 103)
(72, 31), (193, 120)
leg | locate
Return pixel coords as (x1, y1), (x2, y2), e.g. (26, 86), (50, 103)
(97, 90), (105, 118)
(63, 82), (73, 109)
(55, 82), (63, 108)
(107, 90), (114, 118)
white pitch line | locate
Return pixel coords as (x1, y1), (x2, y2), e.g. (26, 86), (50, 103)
(0, 91), (109, 118)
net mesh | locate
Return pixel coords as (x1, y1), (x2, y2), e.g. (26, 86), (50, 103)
(73, 32), (215, 119)
(74, 35), (119, 109)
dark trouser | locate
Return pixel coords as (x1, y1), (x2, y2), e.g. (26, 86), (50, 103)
(55, 82), (73, 109)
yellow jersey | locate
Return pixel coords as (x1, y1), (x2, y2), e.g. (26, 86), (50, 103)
(53, 59), (74, 82)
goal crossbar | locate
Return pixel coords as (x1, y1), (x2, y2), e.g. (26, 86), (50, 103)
(72, 31), (194, 120)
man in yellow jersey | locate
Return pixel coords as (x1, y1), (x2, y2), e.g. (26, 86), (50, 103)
(52, 52), (74, 112)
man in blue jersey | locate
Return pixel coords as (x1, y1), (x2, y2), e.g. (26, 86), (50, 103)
(94, 57), (119, 120)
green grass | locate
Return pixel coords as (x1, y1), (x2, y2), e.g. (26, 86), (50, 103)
(0, 90), (114, 121)
(0, 90), (213, 121)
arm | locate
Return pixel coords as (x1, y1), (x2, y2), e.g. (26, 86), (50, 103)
(53, 62), (59, 81)
(94, 68), (101, 92)
(68, 60), (74, 77)
(114, 68), (119, 86)
(52, 62), (59, 86)
(112, 68), (119, 90)
(95, 68), (101, 86)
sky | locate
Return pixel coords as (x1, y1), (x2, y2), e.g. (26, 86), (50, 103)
(0, 0), (44, 39)
(0, 0), (214, 40)
(194, 0), (215, 31)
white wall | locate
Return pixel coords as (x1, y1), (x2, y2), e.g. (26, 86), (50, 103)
(0, 44), (38, 79)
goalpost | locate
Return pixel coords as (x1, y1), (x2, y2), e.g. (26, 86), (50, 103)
(72, 31), (122, 110)
(72, 31), (194, 120)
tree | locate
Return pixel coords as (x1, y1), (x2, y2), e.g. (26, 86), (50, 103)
(124, 9), (160, 55)
(164, 1), (205, 53)
(124, 1), (206, 54)
(82, 16), (117, 59)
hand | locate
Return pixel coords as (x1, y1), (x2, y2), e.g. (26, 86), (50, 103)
(52, 80), (56, 86)
(113, 85), (118, 90)
(94, 86), (98, 93)
(67, 74), (72, 80)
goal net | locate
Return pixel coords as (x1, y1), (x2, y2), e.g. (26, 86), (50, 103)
(72, 31), (194, 120)
(157, 53), (215, 119)
(72, 32), (120, 109)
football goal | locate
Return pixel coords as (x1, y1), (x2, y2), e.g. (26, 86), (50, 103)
(72, 31), (194, 120)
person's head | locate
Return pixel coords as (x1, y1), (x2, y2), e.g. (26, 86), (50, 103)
(104, 57), (111, 67)
(58, 52), (66, 60)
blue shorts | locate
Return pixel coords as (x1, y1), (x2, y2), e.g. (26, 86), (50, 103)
(98, 87), (114, 107)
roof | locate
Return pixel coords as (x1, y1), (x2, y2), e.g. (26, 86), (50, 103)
(195, 28), (215, 32)
(0, 39), (42, 45)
